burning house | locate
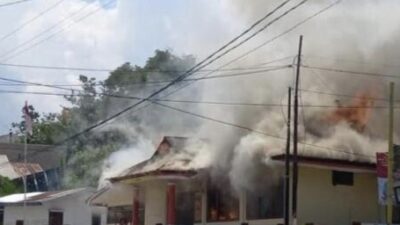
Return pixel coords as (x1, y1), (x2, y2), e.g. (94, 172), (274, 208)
(89, 135), (380, 225)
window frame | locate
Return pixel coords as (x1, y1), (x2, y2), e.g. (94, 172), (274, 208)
(206, 185), (239, 222)
(332, 170), (354, 186)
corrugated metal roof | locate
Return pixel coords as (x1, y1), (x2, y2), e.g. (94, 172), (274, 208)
(111, 136), (208, 182)
(0, 188), (89, 205)
(0, 143), (64, 170)
(0, 192), (43, 204)
(11, 162), (43, 177)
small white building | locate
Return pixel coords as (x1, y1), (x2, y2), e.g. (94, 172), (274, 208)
(0, 188), (107, 225)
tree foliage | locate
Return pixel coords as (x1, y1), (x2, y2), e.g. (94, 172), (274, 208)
(11, 50), (195, 187)
(0, 176), (20, 196)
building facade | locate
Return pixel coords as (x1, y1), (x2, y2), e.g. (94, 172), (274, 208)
(90, 136), (381, 225)
(0, 188), (107, 225)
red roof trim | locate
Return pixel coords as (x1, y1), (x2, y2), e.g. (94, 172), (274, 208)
(271, 154), (376, 171)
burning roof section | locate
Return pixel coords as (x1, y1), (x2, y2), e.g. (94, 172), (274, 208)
(110, 136), (207, 182)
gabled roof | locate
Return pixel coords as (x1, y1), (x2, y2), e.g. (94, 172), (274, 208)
(0, 155), (45, 180)
(0, 188), (91, 206)
(110, 135), (377, 183)
(110, 136), (207, 182)
(11, 162), (44, 177)
(0, 143), (63, 170)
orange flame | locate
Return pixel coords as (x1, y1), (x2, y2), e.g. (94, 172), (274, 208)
(326, 90), (375, 132)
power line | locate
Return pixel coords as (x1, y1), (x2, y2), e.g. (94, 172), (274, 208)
(152, 101), (375, 160)
(4, 1), (307, 156)
(159, 0), (341, 107)
(4, 0), (286, 62)
(0, 55), (293, 73)
(140, 0), (313, 113)
(91, 0), (341, 131)
(0, 0), (97, 61)
(304, 54), (400, 70)
(0, 0), (31, 8)
(302, 64), (400, 80)
(0, 0), (65, 43)
(0, 65), (290, 93)
(300, 88), (389, 102)
(212, 0), (342, 73)
(176, 0), (309, 81)
(0, 88), (395, 109)
(0, 100), (375, 170)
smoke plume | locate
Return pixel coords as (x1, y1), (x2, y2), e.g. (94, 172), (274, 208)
(98, 0), (399, 193)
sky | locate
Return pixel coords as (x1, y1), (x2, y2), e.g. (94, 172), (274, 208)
(0, 0), (399, 134)
(0, 0), (243, 133)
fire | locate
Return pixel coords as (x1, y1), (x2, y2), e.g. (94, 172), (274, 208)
(326, 90), (375, 132)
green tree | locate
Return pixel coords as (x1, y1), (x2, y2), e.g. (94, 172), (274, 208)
(63, 50), (195, 187)
(11, 105), (65, 144)
(0, 176), (20, 196)
(11, 49), (196, 188)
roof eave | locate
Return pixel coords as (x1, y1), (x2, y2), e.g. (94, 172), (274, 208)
(110, 169), (198, 183)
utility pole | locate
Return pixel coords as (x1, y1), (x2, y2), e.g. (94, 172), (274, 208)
(292, 35), (303, 225)
(23, 132), (27, 225)
(284, 87), (292, 225)
(387, 82), (394, 225)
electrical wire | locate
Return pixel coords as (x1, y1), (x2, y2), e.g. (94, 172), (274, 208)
(304, 54), (400, 70)
(0, 0), (32, 8)
(91, 0), (342, 132)
(0, 0), (98, 61)
(302, 64), (400, 80)
(0, 0), (342, 167)
(0, 89), (395, 109)
(0, 65), (291, 94)
(299, 88), (389, 102)
(0, 0), (65, 43)
(152, 101), (375, 160)
(0, 55), (293, 73)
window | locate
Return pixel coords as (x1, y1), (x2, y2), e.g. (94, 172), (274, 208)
(15, 220), (23, 225)
(332, 171), (354, 186)
(246, 178), (284, 220)
(49, 211), (63, 225)
(107, 206), (132, 225)
(92, 214), (101, 225)
(207, 184), (239, 222)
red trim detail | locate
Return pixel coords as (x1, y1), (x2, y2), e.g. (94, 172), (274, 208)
(271, 154), (376, 171)
(132, 188), (140, 225)
(166, 184), (176, 225)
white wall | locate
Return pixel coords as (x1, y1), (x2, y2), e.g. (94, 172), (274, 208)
(3, 193), (107, 225)
(143, 180), (167, 225)
(298, 166), (379, 225)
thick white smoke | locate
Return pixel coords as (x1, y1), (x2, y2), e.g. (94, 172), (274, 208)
(99, 0), (399, 193)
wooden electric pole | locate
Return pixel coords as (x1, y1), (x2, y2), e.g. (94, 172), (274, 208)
(387, 82), (394, 225)
(284, 87), (292, 225)
(292, 35), (303, 225)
